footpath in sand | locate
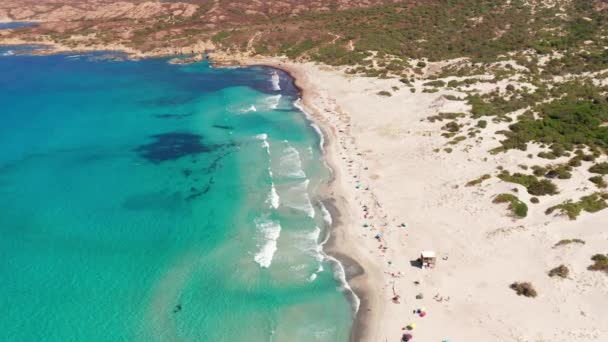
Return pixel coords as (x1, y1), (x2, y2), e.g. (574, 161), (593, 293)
(227, 55), (608, 342)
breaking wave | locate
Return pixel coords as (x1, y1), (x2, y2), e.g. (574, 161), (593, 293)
(278, 145), (306, 179)
(256, 133), (270, 154)
(283, 179), (315, 218)
(269, 182), (280, 209)
(294, 99), (325, 153)
(319, 202), (333, 226)
(257, 134), (280, 209)
(253, 217), (282, 268)
(271, 70), (281, 91)
(241, 104), (257, 113)
(265, 94), (282, 110)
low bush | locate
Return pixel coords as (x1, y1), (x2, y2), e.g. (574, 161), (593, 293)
(377, 91), (392, 97)
(423, 80), (446, 87)
(545, 193), (608, 219)
(548, 264), (569, 278)
(554, 239), (585, 247)
(589, 176), (607, 189)
(589, 163), (608, 175)
(493, 193), (528, 218)
(466, 174), (491, 187)
(510, 282), (537, 297)
(527, 179), (558, 196)
(588, 254), (608, 274)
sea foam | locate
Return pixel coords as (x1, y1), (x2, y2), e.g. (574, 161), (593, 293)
(270, 70), (281, 91)
(241, 104), (257, 113)
(265, 94), (282, 110)
(278, 145), (306, 179)
(284, 179), (315, 218)
(254, 217), (282, 268)
(294, 99), (326, 153)
(257, 134), (280, 209)
(319, 202), (333, 226)
(256, 133), (270, 154)
(269, 182), (280, 209)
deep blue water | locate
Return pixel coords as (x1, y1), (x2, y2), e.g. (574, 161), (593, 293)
(0, 22), (37, 30)
(0, 49), (353, 341)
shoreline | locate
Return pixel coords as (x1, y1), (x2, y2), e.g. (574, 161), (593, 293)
(247, 59), (385, 342)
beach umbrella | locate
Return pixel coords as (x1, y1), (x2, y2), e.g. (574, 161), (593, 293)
(402, 333), (413, 341)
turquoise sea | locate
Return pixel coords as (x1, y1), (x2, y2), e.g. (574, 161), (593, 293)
(0, 48), (353, 341)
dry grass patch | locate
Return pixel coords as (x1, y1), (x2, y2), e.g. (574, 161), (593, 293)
(553, 239), (585, 248)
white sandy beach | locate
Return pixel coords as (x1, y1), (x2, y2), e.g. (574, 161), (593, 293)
(217, 55), (608, 342)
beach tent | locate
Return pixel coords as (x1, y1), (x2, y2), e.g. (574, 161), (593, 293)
(420, 250), (436, 269)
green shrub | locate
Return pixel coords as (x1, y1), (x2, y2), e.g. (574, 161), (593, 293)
(545, 165), (572, 179)
(568, 156), (582, 167)
(527, 179), (558, 196)
(477, 120), (487, 129)
(530, 197), (539, 204)
(498, 171), (558, 196)
(211, 31), (230, 43)
(589, 176), (607, 188)
(377, 91), (392, 97)
(466, 174), (491, 187)
(546, 193), (608, 219)
(442, 121), (460, 133)
(416, 61), (427, 68)
(589, 163), (608, 175)
(493, 193), (528, 218)
(423, 80), (446, 87)
(538, 151), (557, 160)
(588, 254), (608, 274)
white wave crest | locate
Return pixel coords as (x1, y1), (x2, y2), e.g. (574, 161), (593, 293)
(256, 133), (270, 154)
(265, 94), (282, 110)
(271, 70), (281, 91)
(326, 254), (361, 312)
(241, 104), (257, 113)
(320, 202), (333, 226)
(284, 179), (315, 217)
(253, 217), (282, 268)
(269, 182), (280, 209)
(294, 99), (326, 153)
(278, 145), (306, 178)
(2, 50), (14, 56)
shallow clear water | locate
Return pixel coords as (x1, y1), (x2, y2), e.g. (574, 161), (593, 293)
(0, 50), (353, 341)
